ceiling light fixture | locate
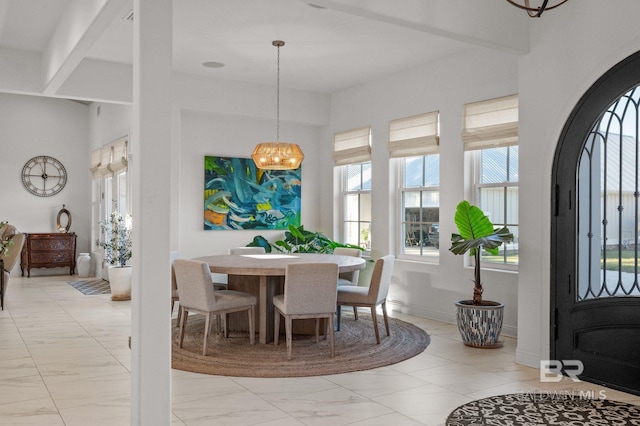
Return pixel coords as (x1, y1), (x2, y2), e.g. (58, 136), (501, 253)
(251, 41), (304, 170)
(505, 0), (568, 17)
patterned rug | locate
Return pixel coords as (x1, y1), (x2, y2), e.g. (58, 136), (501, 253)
(172, 311), (430, 377)
(447, 393), (640, 425)
(68, 279), (111, 295)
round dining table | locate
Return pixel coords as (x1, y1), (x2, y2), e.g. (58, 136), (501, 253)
(193, 253), (366, 344)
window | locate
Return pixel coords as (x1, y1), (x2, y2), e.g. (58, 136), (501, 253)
(401, 155), (440, 258)
(463, 95), (519, 267)
(475, 147), (519, 265)
(334, 127), (372, 249)
(90, 137), (130, 279)
(389, 111), (440, 259)
(343, 162), (371, 249)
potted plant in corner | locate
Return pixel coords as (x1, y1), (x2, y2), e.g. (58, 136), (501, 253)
(450, 200), (514, 348)
(96, 207), (132, 301)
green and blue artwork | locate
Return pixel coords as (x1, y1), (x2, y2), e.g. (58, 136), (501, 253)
(204, 156), (301, 230)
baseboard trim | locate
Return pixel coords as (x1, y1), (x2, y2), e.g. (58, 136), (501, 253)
(515, 348), (541, 368)
(388, 299), (517, 338)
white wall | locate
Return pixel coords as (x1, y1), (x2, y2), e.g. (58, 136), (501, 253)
(516, 1), (640, 366)
(89, 102), (132, 151)
(0, 93), (90, 275)
(177, 109), (323, 260)
(324, 48), (520, 336)
(323, 0), (640, 367)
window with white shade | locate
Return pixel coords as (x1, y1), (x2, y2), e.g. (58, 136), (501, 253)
(463, 95), (519, 267)
(334, 127), (372, 250)
(390, 112), (440, 260)
(90, 136), (130, 280)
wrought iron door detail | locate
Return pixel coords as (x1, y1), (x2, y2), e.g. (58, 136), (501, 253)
(578, 86), (640, 301)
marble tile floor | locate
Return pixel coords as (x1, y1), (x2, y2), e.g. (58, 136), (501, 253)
(1, 274), (638, 425)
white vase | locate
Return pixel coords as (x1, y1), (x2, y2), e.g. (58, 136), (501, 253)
(76, 253), (91, 278)
(108, 266), (132, 301)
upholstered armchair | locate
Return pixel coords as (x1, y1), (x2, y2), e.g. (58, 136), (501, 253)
(0, 224), (26, 310)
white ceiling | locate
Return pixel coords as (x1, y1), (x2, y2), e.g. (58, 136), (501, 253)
(0, 0), (532, 97)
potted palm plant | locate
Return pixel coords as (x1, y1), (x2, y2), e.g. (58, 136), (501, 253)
(450, 200), (514, 347)
(96, 207), (132, 301)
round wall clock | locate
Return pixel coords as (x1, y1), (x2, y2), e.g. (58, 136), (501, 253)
(21, 155), (67, 197)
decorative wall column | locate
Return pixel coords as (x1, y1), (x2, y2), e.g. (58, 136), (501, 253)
(131, 0), (173, 424)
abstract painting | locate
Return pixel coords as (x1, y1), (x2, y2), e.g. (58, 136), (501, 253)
(204, 156), (301, 230)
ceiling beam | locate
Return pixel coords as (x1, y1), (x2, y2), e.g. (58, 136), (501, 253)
(42, 0), (131, 96)
(303, 0), (530, 54)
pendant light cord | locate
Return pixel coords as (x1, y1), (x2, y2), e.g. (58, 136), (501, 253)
(276, 42), (281, 142)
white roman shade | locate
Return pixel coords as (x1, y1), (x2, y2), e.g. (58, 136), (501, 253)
(387, 111), (439, 157)
(90, 137), (129, 178)
(108, 139), (128, 173)
(90, 147), (111, 178)
(462, 94), (518, 151)
(332, 127), (371, 166)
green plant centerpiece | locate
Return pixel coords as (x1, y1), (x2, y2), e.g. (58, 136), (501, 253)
(449, 200), (514, 347)
(247, 224), (363, 254)
(95, 207), (132, 301)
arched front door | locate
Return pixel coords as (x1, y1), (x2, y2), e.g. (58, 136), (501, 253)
(552, 52), (640, 395)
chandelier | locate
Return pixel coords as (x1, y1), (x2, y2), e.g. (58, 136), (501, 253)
(251, 41), (304, 170)
(505, 0), (568, 17)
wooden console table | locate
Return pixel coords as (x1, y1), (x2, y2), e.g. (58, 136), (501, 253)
(21, 233), (77, 277)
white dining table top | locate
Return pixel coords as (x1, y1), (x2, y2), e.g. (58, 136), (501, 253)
(193, 253), (365, 276)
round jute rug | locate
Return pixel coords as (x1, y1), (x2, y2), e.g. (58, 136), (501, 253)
(447, 393), (640, 425)
(171, 312), (430, 377)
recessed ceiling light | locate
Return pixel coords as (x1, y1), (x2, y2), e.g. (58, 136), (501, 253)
(202, 61), (225, 69)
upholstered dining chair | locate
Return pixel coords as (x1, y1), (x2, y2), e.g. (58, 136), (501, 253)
(336, 255), (395, 344)
(333, 247), (362, 321)
(229, 247), (266, 255)
(171, 252), (227, 327)
(273, 263), (339, 360)
(0, 230), (25, 310)
(174, 259), (256, 355)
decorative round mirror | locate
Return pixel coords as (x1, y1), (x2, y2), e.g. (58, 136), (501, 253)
(57, 205), (72, 232)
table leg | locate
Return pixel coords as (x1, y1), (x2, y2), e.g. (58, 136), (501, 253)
(258, 275), (267, 344)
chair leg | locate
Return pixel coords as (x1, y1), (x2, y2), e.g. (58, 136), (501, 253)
(371, 306), (380, 344)
(329, 315), (335, 357)
(221, 314), (229, 338)
(274, 309), (280, 346)
(324, 317), (330, 340)
(178, 307), (188, 348)
(216, 314), (221, 335)
(176, 302), (182, 327)
(203, 312), (212, 356)
(336, 305), (342, 331)
(248, 306), (255, 345)
(285, 315), (293, 360)
(382, 301), (390, 336)
(353, 306), (358, 320)
(315, 318), (320, 344)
